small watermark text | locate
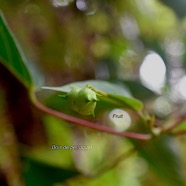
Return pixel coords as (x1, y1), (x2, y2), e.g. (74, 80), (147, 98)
(51, 144), (93, 150)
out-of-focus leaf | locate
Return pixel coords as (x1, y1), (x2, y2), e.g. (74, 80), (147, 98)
(25, 116), (74, 168)
(182, 50), (186, 71)
(160, 0), (186, 19)
(135, 136), (185, 186)
(123, 80), (156, 101)
(173, 121), (186, 131)
(22, 156), (79, 186)
(0, 11), (33, 88)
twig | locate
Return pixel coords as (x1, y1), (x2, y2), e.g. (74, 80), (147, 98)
(170, 130), (186, 136)
(31, 91), (152, 141)
(160, 115), (186, 132)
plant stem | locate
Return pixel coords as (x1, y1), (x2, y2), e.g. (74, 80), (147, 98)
(160, 115), (186, 132)
(171, 130), (186, 136)
(31, 91), (152, 141)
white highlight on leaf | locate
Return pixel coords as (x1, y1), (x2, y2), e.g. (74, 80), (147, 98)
(76, 0), (88, 11)
(139, 51), (166, 94)
(177, 76), (186, 100)
(51, 0), (73, 7)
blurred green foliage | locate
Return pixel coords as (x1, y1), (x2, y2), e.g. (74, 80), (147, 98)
(0, 0), (178, 84)
(1, 0), (186, 186)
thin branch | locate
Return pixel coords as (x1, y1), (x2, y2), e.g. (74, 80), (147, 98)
(160, 115), (186, 132)
(170, 130), (186, 136)
(31, 91), (152, 141)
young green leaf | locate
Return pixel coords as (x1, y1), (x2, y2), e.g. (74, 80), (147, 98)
(42, 80), (143, 114)
(108, 94), (143, 111)
(42, 80), (131, 96)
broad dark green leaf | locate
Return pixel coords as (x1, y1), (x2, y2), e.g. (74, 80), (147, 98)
(0, 11), (33, 88)
(135, 136), (185, 186)
(22, 156), (79, 186)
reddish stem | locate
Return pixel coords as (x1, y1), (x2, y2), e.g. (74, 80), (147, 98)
(161, 116), (186, 132)
(171, 130), (186, 136)
(31, 92), (152, 141)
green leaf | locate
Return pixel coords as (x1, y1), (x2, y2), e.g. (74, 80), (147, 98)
(0, 11), (33, 88)
(107, 94), (143, 111)
(173, 121), (186, 131)
(135, 136), (185, 186)
(22, 156), (79, 186)
(160, 0), (186, 19)
(28, 116), (74, 168)
(122, 80), (156, 101)
(42, 80), (131, 96)
(42, 80), (143, 112)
